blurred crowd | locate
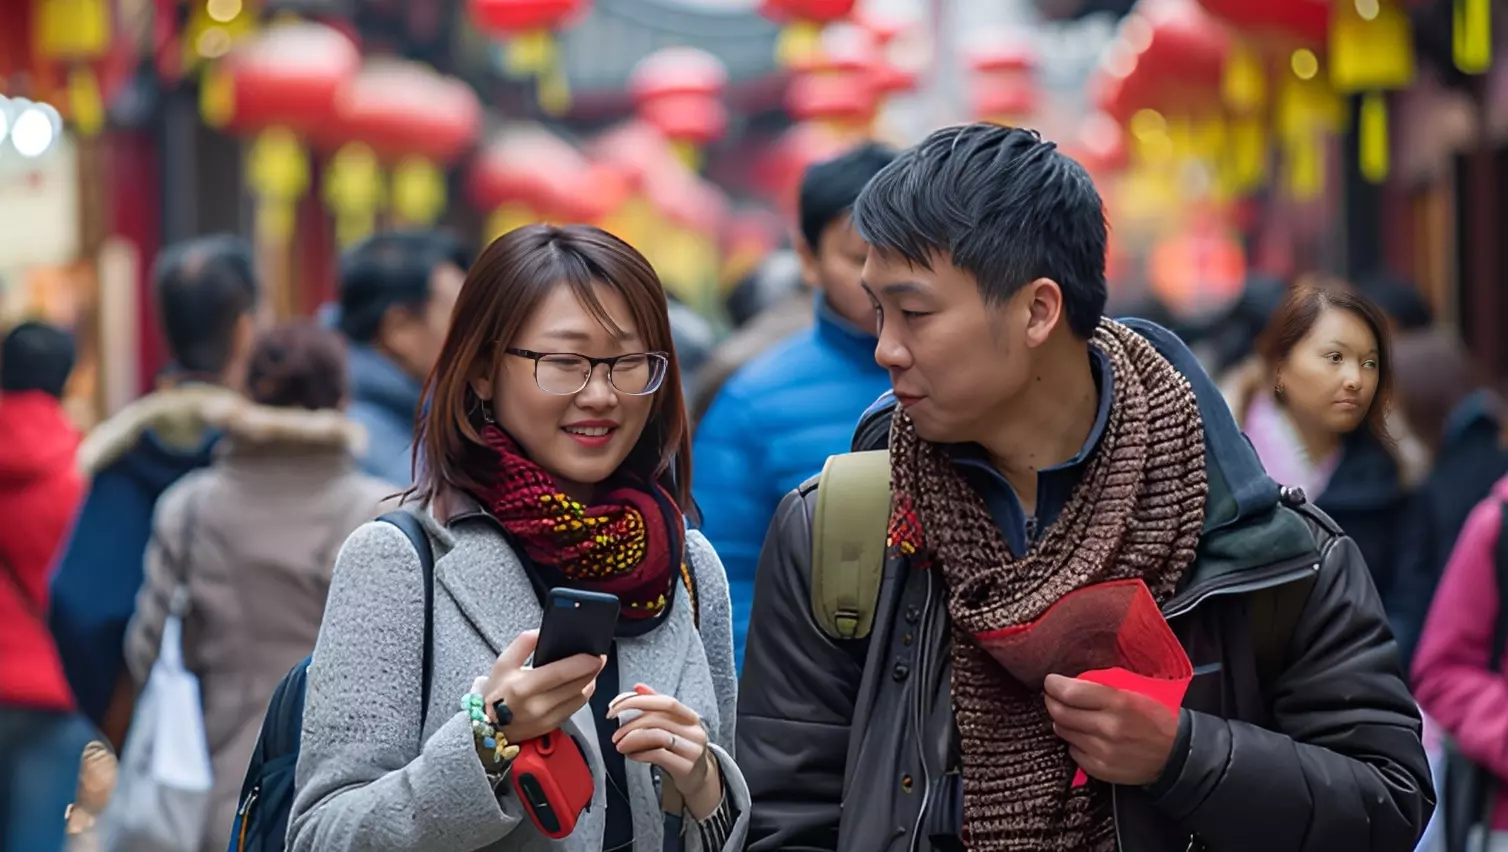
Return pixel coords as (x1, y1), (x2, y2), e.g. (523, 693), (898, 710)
(0, 125), (1502, 852)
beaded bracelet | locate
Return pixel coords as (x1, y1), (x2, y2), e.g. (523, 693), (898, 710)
(462, 692), (520, 768)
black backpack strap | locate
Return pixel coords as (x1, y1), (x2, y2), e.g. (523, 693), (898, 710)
(378, 511), (437, 718)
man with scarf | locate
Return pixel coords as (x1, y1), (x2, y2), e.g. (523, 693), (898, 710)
(735, 124), (1433, 852)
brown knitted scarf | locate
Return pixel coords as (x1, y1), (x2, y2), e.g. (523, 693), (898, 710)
(887, 319), (1208, 851)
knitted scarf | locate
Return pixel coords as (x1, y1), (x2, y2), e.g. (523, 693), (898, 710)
(471, 424), (683, 621)
(887, 319), (1208, 851)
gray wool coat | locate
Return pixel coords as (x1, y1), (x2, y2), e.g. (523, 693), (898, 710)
(286, 498), (749, 852)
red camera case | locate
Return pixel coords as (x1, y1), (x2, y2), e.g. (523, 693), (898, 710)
(510, 729), (594, 839)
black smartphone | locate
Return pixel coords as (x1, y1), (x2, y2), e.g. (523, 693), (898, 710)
(532, 588), (620, 667)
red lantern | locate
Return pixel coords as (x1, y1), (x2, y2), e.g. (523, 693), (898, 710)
(469, 0), (590, 111)
(1193, 0), (1326, 45)
(968, 37), (1040, 126)
(325, 58), (482, 164)
(471, 124), (624, 226)
(971, 82), (1040, 127)
(786, 23), (881, 133)
(630, 47), (729, 166)
(1135, 0), (1229, 91)
(208, 22), (361, 136)
(759, 0), (859, 67)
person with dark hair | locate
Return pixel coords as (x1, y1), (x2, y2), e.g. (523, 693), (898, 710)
(694, 143), (897, 668)
(289, 225), (748, 852)
(1389, 330), (1508, 667)
(49, 234), (263, 747)
(332, 230), (469, 485)
(124, 321), (393, 852)
(737, 125), (1430, 851)
(1224, 277), (1427, 615)
(0, 320), (89, 852)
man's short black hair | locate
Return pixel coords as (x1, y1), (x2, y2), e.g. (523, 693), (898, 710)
(852, 124), (1108, 339)
(1, 320), (76, 398)
(799, 142), (899, 251)
(153, 234), (260, 375)
(338, 230), (472, 344)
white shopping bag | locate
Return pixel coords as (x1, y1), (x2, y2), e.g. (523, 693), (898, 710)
(100, 590), (213, 852)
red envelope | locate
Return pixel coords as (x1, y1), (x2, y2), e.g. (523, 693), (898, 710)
(969, 578), (1193, 787)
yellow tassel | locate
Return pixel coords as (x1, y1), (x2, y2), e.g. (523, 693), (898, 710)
(1453, 0), (1492, 74)
(200, 63), (236, 128)
(537, 61), (572, 116)
(1222, 42), (1267, 113)
(1286, 133), (1323, 201)
(323, 143), (384, 248)
(506, 30), (556, 78)
(670, 140), (701, 172)
(254, 199), (298, 244)
(1358, 90), (1389, 183)
(775, 20), (824, 68)
(67, 66), (105, 137)
(1228, 117), (1267, 192)
(390, 157), (448, 226)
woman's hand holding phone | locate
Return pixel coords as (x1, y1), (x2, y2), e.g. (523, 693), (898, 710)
(607, 685), (723, 820)
(483, 629), (606, 743)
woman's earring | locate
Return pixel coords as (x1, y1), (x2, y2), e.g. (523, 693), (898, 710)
(481, 399), (496, 425)
(1273, 381), (1285, 399)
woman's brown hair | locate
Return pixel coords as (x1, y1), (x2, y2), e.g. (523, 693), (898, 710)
(410, 224), (694, 514)
(1256, 275), (1394, 444)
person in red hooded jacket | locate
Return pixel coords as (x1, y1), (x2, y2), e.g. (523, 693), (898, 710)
(0, 320), (93, 852)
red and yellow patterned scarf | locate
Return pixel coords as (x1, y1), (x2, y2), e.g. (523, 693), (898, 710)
(472, 425), (683, 620)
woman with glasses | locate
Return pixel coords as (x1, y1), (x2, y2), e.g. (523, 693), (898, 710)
(288, 225), (746, 852)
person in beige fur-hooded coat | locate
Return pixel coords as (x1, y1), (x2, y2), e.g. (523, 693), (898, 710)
(125, 322), (396, 852)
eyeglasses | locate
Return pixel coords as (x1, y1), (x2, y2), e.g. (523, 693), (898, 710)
(505, 348), (669, 396)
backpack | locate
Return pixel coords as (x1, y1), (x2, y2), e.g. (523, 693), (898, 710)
(1439, 500), (1508, 852)
(809, 450), (1316, 687)
(227, 511), (436, 852)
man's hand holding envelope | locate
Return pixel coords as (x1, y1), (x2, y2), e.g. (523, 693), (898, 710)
(970, 578), (1192, 786)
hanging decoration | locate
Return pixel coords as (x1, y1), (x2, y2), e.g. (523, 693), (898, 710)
(321, 58), (482, 232)
(1328, 0), (1413, 183)
(629, 47), (728, 172)
(590, 121), (682, 258)
(200, 20), (361, 136)
(751, 121), (852, 216)
(32, 0), (114, 135)
(1452, 0), (1491, 73)
(785, 23), (882, 142)
(246, 126), (310, 244)
(1276, 48), (1341, 200)
(856, 8), (923, 103)
(180, 0), (258, 76)
(469, 0), (589, 115)
(968, 39), (1040, 127)
(469, 123), (615, 242)
(758, 0), (858, 68)
(323, 142), (385, 248)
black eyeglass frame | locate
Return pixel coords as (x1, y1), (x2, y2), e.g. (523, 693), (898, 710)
(504, 347), (670, 396)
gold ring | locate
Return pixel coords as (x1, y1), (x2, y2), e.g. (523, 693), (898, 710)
(668, 734), (678, 750)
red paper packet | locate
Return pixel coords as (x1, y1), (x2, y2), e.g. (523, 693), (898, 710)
(969, 579), (1193, 787)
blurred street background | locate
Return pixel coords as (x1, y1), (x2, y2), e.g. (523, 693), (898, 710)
(1, 0), (1497, 425)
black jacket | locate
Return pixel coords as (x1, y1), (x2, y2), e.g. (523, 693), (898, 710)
(736, 321), (1433, 852)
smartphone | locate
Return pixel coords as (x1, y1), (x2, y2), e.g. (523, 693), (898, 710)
(532, 588), (620, 667)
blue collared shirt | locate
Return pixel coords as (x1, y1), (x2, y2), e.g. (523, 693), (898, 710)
(948, 348), (1115, 556)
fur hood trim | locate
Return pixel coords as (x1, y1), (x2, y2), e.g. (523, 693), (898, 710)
(202, 396), (368, 455)
(77, 385), (242, 476)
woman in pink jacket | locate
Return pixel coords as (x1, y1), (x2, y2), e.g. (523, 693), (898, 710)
(1413, 480), (1508, 851)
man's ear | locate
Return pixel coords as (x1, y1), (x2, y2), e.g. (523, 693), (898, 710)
(1022, 278), (1065, 349)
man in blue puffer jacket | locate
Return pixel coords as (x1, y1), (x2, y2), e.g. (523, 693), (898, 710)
(694, 144), (897, 669)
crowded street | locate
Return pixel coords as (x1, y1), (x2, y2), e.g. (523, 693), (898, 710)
(0, 0), (1504, 850)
